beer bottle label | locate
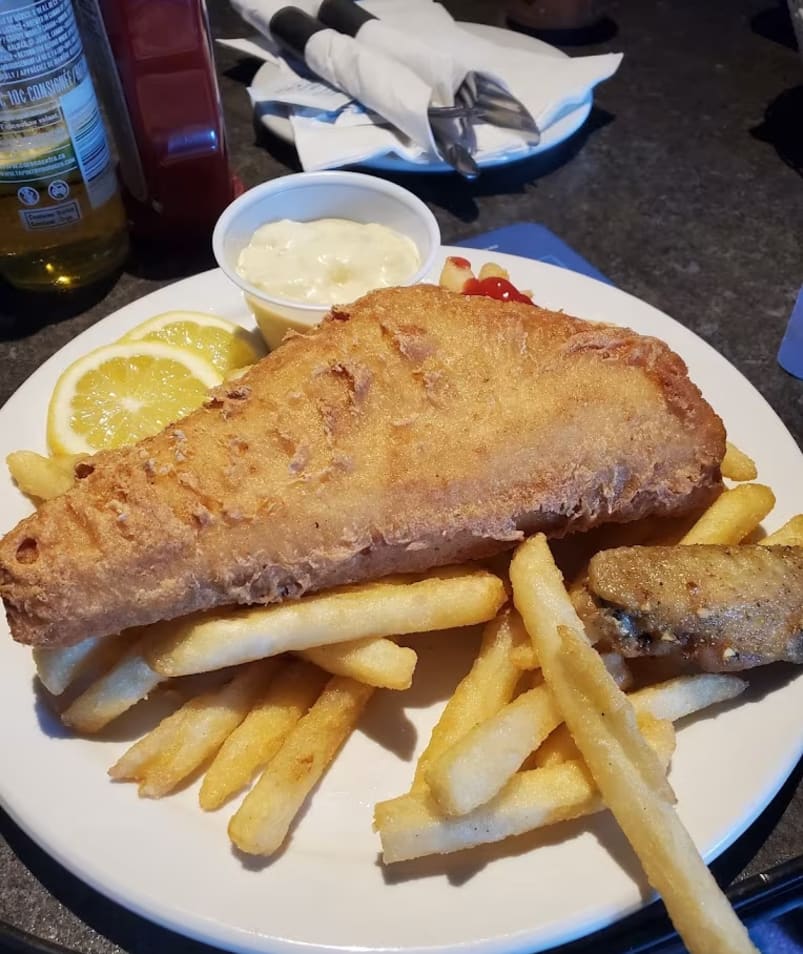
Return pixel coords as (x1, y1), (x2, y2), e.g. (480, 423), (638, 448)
(0, 0), (117, 231)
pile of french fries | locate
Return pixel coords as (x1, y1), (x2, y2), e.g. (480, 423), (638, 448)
(37, 566), (508, 854)
(19, 441), (803, 954)
(6, 259), (803, 954)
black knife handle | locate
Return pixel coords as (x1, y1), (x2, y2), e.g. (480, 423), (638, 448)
(269, 6), (328, 59)
(317, 0), (375, 37)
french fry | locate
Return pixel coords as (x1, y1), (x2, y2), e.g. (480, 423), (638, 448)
(510, 536), (674, 800)
(721, 442), (757, 482)
(510, 644), (536, 671)
(562, 624), (678, 800)
(200, 660), (328, 810)
(299, 637), (416, 690)
(506, 609), (540, 671)
(631, 673), (747, 722)
(375, 716), (676, 863)
(110, 659), (280, 797)
(561, 629), (757, 953)
(511, 535), (757, 954)
(6, 450), (82, 501)
(531, 725), (577, 769)
(426, 651), (632, 816)
(760, 515), (803, 547)
(411, 609), (523, 794)
(426, 685), (561, 815)
(533, 673), (747, 769)
(61, 631), (162, 733)
(679, 484), (775, 545)
(148, 568), (506, 677)
(601, 651), (634, 692)
(511, 590), (578, 670)
(34, 634), (124, 696)
(646, 508), (717, 547)
(228, 676), (374, 856)
(477, 262), (509, 281)
(438, 256), (474, 293)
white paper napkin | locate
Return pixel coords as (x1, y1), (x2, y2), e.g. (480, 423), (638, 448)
(221, 0), (622, 171)
(361, 0), (619, 131)
(231, 0), (467, 105)
(350, 19), (465, 105)
(304, 29), (437, 150)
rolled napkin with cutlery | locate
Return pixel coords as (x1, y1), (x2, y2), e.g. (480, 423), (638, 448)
(223, 0), (623, 172)
(360, 0), (620, 132)
(261, 5), (481, 175)
(269, 7), (437, 151)
(316, 0), (464, 105)
(316, 0), (542, 148)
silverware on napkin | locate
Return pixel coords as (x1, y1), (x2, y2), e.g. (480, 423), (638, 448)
(316, 0), (540, 145)
(268, 5), (479, 177)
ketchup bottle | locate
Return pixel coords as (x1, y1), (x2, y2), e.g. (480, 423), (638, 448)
(75, 0), (239, 242)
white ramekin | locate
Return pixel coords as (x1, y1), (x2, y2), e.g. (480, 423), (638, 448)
(212, 171), (441, 349)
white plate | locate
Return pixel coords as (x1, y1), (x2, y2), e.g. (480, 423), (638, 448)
(257, 23), (593, 174)
(1, 250), (801, 954)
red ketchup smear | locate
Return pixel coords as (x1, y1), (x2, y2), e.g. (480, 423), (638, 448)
(462, 276), (533, 304)
(447, 255), (472, 269)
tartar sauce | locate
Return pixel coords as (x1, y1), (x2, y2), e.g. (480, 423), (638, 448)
(236, 218), (421, 305)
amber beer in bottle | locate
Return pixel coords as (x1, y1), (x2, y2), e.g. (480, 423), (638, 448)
(0, 0), (128, 292)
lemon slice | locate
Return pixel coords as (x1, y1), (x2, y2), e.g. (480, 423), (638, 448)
(122, 311), (263, 375)
(47, 341), (222, 455)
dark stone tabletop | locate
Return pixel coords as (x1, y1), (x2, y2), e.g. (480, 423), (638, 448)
(0, 1), (801, 951)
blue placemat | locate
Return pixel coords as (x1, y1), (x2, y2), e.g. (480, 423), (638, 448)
(455, 223), (612, 286)
(778, 287), (803, 379)
(459, 223), (802, 384)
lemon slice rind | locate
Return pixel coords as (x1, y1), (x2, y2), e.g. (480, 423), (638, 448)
(47, 341), (223, 456)
(121, 310), (263, 374)
(121, 310), (241, 339)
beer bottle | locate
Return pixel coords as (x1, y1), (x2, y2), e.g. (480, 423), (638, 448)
(0, 0), (129, 292)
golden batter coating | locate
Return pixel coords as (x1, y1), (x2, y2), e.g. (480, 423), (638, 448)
(0, 285), (725, 647)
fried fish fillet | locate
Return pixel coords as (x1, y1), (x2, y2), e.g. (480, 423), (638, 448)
(577, 545), (803, 671)
(0, 285), (725, 648)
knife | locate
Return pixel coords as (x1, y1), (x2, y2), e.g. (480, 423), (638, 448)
(268, 6), (479, 177)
